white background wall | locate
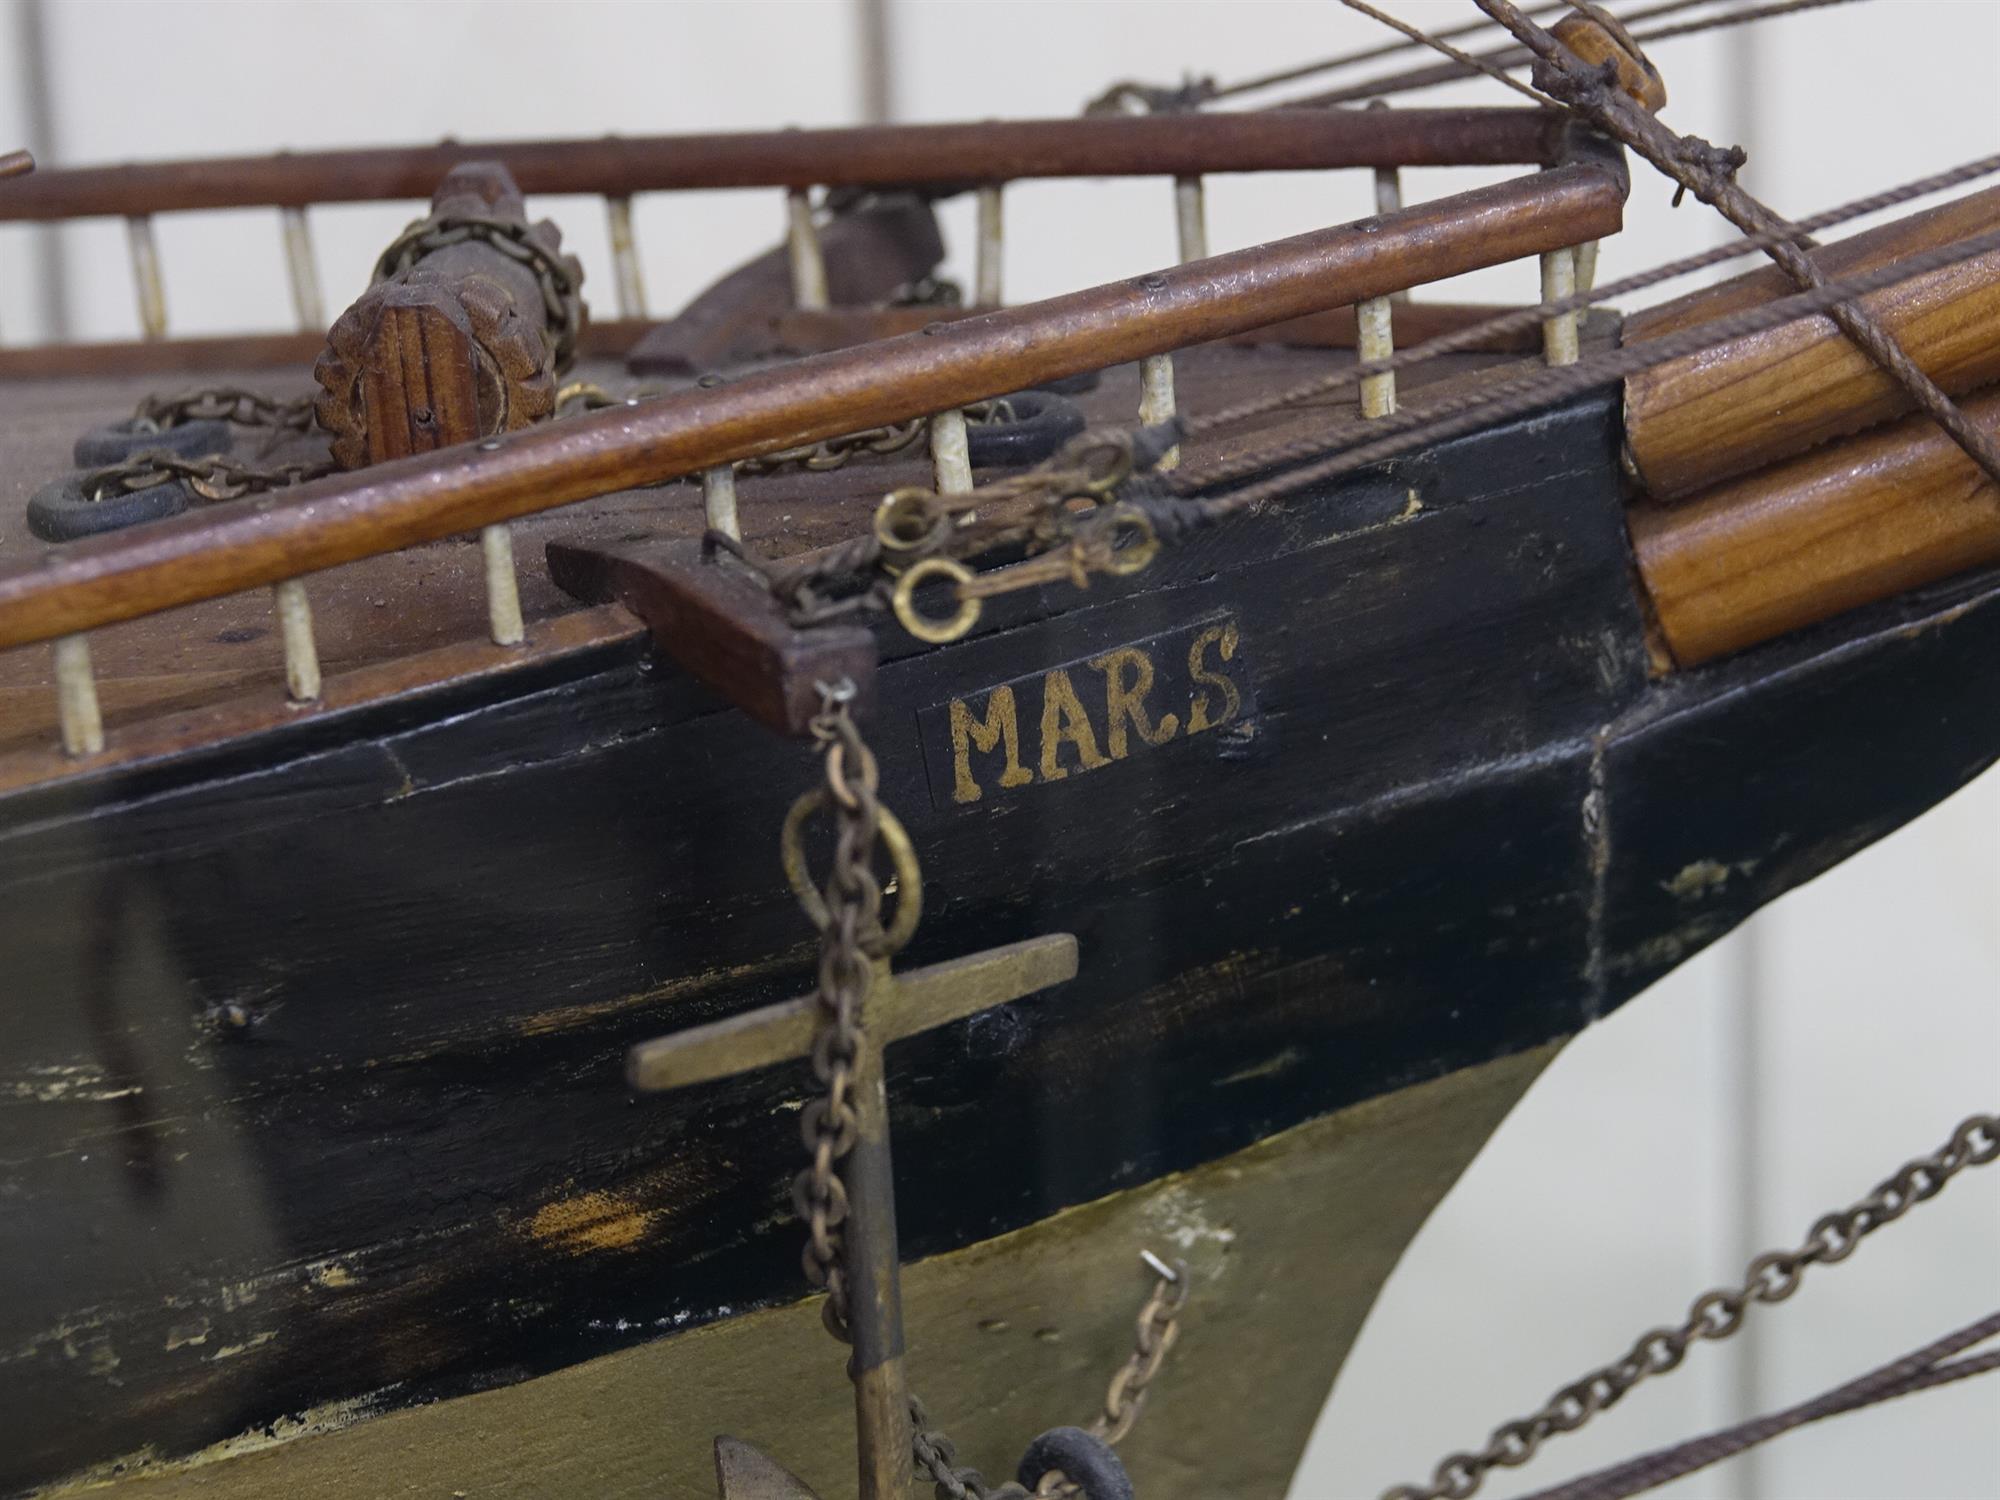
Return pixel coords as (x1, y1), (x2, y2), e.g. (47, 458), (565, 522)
(4, 3), (1996, 1497)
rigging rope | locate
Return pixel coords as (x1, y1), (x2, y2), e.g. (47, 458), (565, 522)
(1514, 1308), (2000, 1500)
(1172, 153), (2000, 507)
(1271, 0), (1873, 110)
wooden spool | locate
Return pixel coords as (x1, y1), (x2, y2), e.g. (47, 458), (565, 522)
(312, 162), (582, 470)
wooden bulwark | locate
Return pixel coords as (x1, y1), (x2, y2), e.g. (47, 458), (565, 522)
(0, 110), (1569, 221)
(0, 158), (1626, 653)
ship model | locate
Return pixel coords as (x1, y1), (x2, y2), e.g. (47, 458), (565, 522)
(1, 5), (1996, 1497)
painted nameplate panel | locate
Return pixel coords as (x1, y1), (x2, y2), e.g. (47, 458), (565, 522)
(916, 614), (1252, 809)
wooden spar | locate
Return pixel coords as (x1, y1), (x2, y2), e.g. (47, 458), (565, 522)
(0, 158), (1625, 652)
(0, 109), (1569, 222)
(1624, 185), (2000, 500)
(1631, 387), (2000, 667)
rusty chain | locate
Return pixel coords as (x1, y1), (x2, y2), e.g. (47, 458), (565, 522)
(788, 684), (892, 1344)
(374, 212), (584, 371)
(757, 425), (1166, 641)
(81, 449), (337, 504)
(132, 385), (317, 434)
(556, 381), (1017, 477)
(909, 1252), (1191, 1500)
(1384, 1110), (2000, 1500)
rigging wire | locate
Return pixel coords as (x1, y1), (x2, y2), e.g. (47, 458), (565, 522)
(1174, 217), (2000, 517)
(1269, 0), (1875, 110)
(1184, 147), (2000, 444)
(1208, 0), (1713, 103)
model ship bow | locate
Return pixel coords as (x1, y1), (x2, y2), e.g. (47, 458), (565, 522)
(0, 4), (1995, 1497)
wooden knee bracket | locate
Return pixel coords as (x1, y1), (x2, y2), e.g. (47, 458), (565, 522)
(545, 537), (876, 738)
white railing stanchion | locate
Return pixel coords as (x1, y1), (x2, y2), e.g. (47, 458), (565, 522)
(53, 635), (104, 757)
(930, 407), (972, 494)
(1541, 246), (1581, 366)
(1358, 296), (1397, 418)
(786, 188), (830, 311)
(280, 207), (325, 333)
(482, 525), (526, 646)
(607, 195), (648, 319)
(126, 215), (167, 340)
(1138, 174), (1211, 473)
(1174, 174), (1208, 262)
(703, 465), (741, 540)
(274, 580), (322, 702)
(976, 184), (1005, 306)
(1576, 238), (1600, 296)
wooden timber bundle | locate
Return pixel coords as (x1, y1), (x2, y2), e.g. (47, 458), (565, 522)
(1624, 187), (2000, 665)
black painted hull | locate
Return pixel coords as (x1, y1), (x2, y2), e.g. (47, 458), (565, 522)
(3, 388), (1996, 1492)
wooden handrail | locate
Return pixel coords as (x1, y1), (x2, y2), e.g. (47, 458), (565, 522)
(0, 110), (1569, 222)
(0, 158), (1624, 651)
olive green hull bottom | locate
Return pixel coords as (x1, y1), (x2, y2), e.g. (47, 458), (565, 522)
(52, 1044), (1559, 1499)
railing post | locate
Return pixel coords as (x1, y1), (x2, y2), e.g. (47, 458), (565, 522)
(1358, 296), (1397, 418)
(482, 525), (526, 646)
(929, 406), (972, 494)
(786, 188), (830, 311)
(703, 464), (740, 540)
(280, 206), (325, 333)
(53, 634), (103, 757)
(1576, 238), (1600, 296)
(126, 214), (167, 340)
(274, 579), (321, 702)
(1541, 245), (1581, 366)
(1139, 174), (1209, 472)
(607, 195), (648, 319)
(975, 183), (1004, 306)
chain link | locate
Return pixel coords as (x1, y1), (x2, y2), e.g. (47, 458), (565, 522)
(133, 385), (317, 435)
(1385, 1111), (2000, 1500)
(375, 212), (584, 371)
(789, 687), (891, 1343)
(82, 449), (337, 504)
(770, 426), (1145, 636)
(908, 1254), (1191, 1500)
(555, 383), (1015, 479)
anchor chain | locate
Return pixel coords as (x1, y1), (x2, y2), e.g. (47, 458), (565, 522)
(80, 450), (337, 503)
(909, 1252), (1191, 1500)
(132, 385), (317, 435)
(374, 211), (585, 371)
(1384, 1109), (2000, 1500)
(788, 683), (893, 1344)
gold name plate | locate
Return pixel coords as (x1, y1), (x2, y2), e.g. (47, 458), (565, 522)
(916, 615), (1249, 808)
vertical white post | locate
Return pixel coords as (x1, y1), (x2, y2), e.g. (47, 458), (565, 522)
(975, 184), (1005, 306)
(1541, 246), (1581, 367)
(54, 634), (104, 757)
(1358, 296), (1396, 419)
(786, 188), (830, 311)
(1576, 238), (1600, 297)
(1139, 354), (1177, 469)
(929, 407), (972, 494)
(1173, 175), (1208, 263)
(280, 207), (325, 333)
(274, 579), (321, 703)
(126, 214), (167, 341)
(1138, 175), (1209, 474)
(607, 195), (648, 319)
(482, 525), (526, 646)
(703, 464), (741, 540)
